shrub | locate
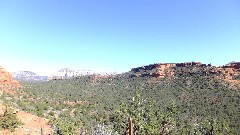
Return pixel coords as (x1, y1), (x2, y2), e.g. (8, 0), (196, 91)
(0, 106), (22, 131)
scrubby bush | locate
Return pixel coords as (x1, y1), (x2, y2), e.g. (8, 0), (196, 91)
(0, 106), (22, 131)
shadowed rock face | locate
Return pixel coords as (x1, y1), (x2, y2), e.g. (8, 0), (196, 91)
(0, 66), (20, 88)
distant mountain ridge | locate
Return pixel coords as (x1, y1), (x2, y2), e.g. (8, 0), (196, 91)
(12, 71), (37, 76)
(49, 68), (117, 80)
(12, 71), (48, 82)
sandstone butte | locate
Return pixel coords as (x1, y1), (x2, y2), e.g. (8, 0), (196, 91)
(0, 66), (53, 135)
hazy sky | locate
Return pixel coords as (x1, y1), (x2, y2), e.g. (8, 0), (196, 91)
(0, 0), (239, 75)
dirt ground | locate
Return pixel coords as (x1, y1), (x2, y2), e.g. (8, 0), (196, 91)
(0, 110), (52, 135)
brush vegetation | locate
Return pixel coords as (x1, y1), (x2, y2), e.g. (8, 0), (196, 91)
(4, 65), (240, 134)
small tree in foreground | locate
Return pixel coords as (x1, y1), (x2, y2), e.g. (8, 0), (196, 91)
(110, 93), (177, 134)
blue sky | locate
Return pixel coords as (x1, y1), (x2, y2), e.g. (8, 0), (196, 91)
(0, 0), (239, 75)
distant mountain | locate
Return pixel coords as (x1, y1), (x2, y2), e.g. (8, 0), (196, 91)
(12, 71), (48, 82)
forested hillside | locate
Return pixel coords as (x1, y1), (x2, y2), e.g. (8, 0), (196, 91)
(3, 62), (240, 134)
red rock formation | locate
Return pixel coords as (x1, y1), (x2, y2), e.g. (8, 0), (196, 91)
(131, 63), (177, 78)
(217, 62), (240, 80)
(0, 66), (20, 88)
(224, 62), (240, 69)
(131, 62), (240, 81)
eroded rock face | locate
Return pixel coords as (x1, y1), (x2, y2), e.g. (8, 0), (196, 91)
(131, 62), (204, 78)
(219, 62), (240, 80)
(131, 62), (240, 81)
(0, 66), (20, 88)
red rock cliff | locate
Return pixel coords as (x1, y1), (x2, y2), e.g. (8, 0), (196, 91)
(131, 62), (240, 81)
(0, 66), (20, 88)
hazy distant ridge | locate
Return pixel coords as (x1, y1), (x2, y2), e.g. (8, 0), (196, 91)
(12, 71), (48, 82)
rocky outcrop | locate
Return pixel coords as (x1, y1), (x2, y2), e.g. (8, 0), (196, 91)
(217, 62), (240, 80)
(131, 62), (240, 81)
(0, 66), (20, 88)
(131, 63), (176, 78)
(131, 62), (208, 78)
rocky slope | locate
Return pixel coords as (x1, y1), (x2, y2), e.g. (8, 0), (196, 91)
(0, 66), (52, 134)
(0, 66), (20, 89)
(0, 105), (52, 135)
